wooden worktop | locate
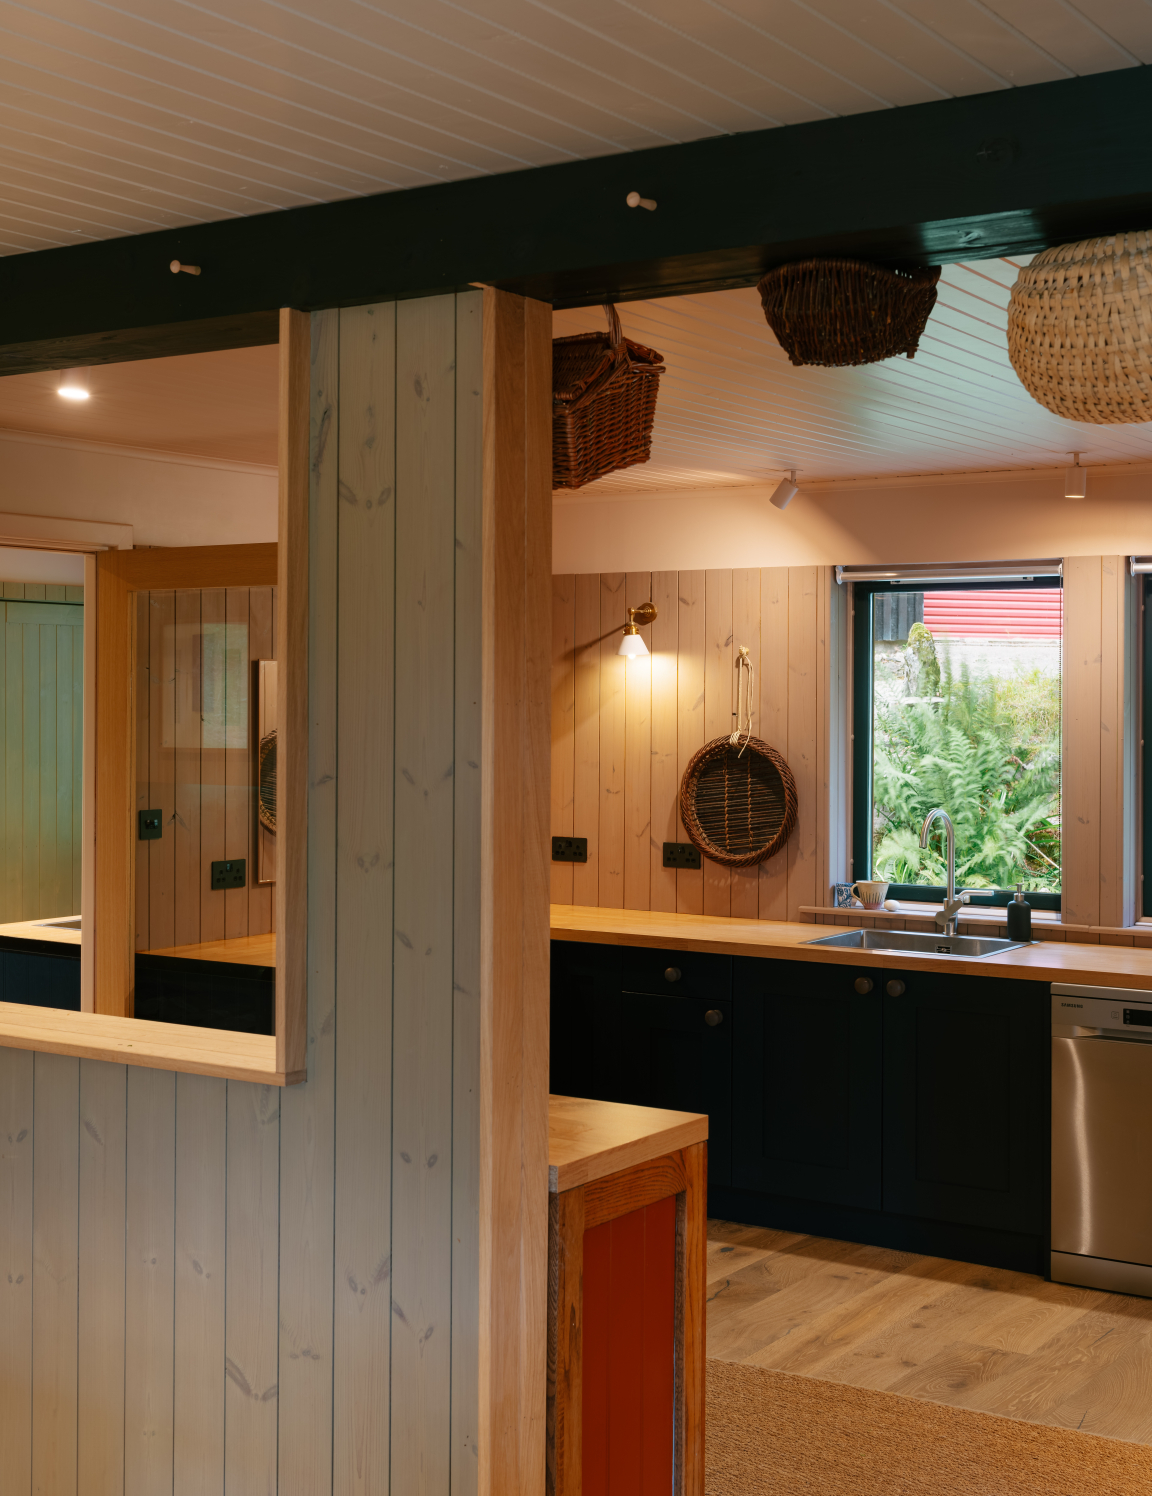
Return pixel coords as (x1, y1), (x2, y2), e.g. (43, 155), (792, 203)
(551, 904), (1152, 989)
(0, 919), (80, 946)
(143, 933), (276, 967)
(548, 1094), (708, 1193)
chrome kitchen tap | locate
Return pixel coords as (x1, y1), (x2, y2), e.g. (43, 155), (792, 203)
(919, 807), (969, 936)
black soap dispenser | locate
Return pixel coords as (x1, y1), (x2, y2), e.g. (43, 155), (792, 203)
(1006, 882), (1032, 942)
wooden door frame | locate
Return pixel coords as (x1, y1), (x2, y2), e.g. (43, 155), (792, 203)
(92, 542), (280, 1004)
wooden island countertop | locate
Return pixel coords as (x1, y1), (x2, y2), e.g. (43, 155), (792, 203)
(548, 1094), (708, 1193)
(551, 904), (1152, 989)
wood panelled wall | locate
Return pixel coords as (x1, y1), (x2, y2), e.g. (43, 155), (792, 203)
(133, 585), (276, 953)
(0, 583), (84, 924)
(0, 289), (551, 1495)
(551, 567), (845, 921)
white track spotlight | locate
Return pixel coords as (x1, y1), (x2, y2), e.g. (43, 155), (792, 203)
(1064, 453), (1087, 499)
(769, 470), (798, 510)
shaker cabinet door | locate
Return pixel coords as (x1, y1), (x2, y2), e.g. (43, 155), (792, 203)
(731, 958), (883, 1210)
(882, 972), (1047, 1234)
(595, 989), (733, 1187)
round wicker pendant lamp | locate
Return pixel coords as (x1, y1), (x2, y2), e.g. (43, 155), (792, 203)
(679, 736), (798, 868)
(1007, 232), (1152, 423)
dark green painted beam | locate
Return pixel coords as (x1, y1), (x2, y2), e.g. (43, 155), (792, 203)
(1, 67), (1150, 373)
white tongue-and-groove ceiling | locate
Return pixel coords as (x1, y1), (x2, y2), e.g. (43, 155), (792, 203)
(0, 2), (1150, 491)
(0, 0), (1148, 255)
(554, 260), (1152, 496)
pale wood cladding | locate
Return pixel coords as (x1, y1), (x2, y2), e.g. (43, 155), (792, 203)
(134, 584), (276, 955)
(0, 289), (551, 1494)
(552, 567), (830, 920)
(706, 1220), (1152, 1445)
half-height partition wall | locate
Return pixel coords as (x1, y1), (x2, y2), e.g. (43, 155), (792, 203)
(0, 289), (551, 1496)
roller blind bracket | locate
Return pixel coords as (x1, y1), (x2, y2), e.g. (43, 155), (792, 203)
(1130, 557), (1152, 575)
(836, 560), (1063, 585)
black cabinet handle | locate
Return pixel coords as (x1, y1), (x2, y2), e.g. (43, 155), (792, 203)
(886, 979), (906, 997)
(704, 1008), (724, 1026)
(854, 977), (873, 995)
(665, 967), (682, 982)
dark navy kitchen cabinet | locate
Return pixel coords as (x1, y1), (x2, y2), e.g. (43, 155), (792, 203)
(731, 957), (882, 1210)
(550, 940), (733, 1190)
(551, 938), (1051, 1276)
(882, 968), (1048, 1238)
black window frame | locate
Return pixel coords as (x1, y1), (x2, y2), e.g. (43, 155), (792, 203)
(852, 577), (1062, 911)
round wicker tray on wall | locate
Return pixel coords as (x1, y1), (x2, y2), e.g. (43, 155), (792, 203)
(1007, 231), (1152, 423)
(679, 736), (798, 868)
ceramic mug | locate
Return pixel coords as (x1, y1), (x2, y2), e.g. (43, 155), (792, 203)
(851, 880), (890, 910)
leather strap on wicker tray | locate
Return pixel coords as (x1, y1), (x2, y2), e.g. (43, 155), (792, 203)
(679, 736), (798, 868)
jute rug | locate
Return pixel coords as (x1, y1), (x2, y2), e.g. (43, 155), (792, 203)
(706, 1359), (1152, 1496)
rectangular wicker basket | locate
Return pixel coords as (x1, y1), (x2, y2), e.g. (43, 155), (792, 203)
(552, 303), (664, 490)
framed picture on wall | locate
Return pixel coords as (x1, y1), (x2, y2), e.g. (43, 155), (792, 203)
(256, 657), (277, 886)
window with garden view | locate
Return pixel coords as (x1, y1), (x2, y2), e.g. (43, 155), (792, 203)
(859, 584), (1062, 902)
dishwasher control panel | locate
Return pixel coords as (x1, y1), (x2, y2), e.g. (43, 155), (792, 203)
(1052, 983), (1152, 1035)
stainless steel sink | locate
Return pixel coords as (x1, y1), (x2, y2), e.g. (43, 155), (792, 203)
(804, 928), (1028, 959)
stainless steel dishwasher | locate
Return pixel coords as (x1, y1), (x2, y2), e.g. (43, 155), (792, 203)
(1051, 982), (1152, 1297)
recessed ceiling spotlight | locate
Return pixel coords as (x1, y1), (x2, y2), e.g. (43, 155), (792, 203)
(57, 369), (89, 402)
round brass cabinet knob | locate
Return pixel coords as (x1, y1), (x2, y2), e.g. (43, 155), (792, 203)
(886, 979), (906, 997)
(854, 977), (874, 995)
(704, 1009), (724, 1027)
(665, 966), (682, 982)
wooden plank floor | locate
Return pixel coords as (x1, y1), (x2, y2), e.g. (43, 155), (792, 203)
(707, 1219), (1152, 1445)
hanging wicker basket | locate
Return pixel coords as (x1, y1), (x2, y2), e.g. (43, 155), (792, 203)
(679, 736), (798, 868)
(757, 259), (941, 368)
(1007, 232), (1152, 423)
(552, 303), (664, 489)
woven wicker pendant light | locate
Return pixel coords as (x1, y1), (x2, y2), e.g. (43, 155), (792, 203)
(1007, 232), (1152, 423)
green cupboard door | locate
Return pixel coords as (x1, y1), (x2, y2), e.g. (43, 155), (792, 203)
(0, 599), (84, 925)
(882, 971), (1048, 1235)
(731, 957), (883, 1210)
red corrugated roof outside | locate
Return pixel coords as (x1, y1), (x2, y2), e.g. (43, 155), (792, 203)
(923, 589), (1063, 638)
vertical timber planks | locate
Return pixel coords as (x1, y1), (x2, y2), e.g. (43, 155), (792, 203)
(702, 570), (733, 917)
(676, 573), (705, 915)
(77, 1059), (127, 1496)
(598, 574), (627, 908)
(392, 292), (456, 1493)
(172, 1074), (226, 1496)
(648, 570), (679, 915)
(730, 569), (761, 920)
(277, 306), (338, 1496)
(571, 574), (601, 908)
(31, 1053), (79, 1496)
(551, 575), (576, 906)
(786, 567), (820, 920)
(334, 298), (396, 1494)
(224, 1082), (280, 1493)
(623, 572), (652, 914)
(124, 1065), (175, 1496)
(452, 288), (484, 1496)
(0, 1047), (33, 1496)
(480, 285), (550, 1496)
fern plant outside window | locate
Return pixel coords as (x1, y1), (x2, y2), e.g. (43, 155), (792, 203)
(852, 580), (1062, 910)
